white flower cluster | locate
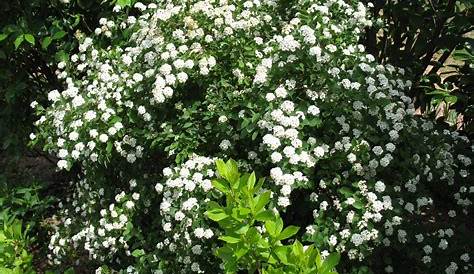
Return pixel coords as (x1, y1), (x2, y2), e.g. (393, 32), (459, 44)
(48, 177), (139, 265)
(155, 156), (217, 273)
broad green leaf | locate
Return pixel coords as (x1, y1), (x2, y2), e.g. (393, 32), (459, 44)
(352, 200), (364, 209)
(254, 191), (271, 212)
(205, 208), (228, 221)
(255, 210), (274, 221)
(226, 159), (239, 185)
(274, 246), (289, 264)
(254, 177), (265, 192)
(212, 179), (229, 193)
(234, 224), (249, 234)
(215, 159), (228, 180)
(251, 131), (258, 140)
(235, 247), (249, 259)
(219, 235), (241, 243)
(265, 220), (276, 237)
(116, 0), (133, 7)
(278, 225), (299, 240)
(24, 34), (35, 45)
(275, 217), (284, 235)
(338, 187), (353, 197)
(319, 253), (340, 273)
(292, 240), (304, 258)
(52, 30), (67, 40)
(247, 172), (256, 191)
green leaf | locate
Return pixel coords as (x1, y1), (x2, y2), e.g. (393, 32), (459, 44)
(240, 119), (250, 129)
(116, 0), (133, 7)
(14, 35), (24, 49)
(131, 249), (145, 257)
(41, 37), (52, 50)
(235, 224), (250, 234)
(265, 220), (276, 237)
(106, 142), (113, 153)
(292, 240), (304, 258)
(353, 200), (364, 210)
(205, 208), (228, 221)
(216, 159), (228, 180)
(278, 225), (299, 240)
(255, 210), (274, 221)
(320, 253), (340, 273)
(0, 33), (8, 42)
(226, 159), (239, 185)
(24, 34), (35, 45)
(219, 235), (241, 243)
(212, 179), (229, 194)
(338, 187), (353, 197)
(254, 191), (271, 212)
(235, 247), (249, 259)
(275, 217), (284, 235)
(52, 30), (67, 40)
(274, 246), (289, 264)
(247, 172), (256, 191)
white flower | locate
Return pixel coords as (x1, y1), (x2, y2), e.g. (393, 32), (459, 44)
(347, 153), (357, 163)
(314, 146), (325, 158)
(99, 134), (109, 143)
(219, 139), (231, 150)
(57, 160), (68, 169)
(194, 228), (205, 239)
(174, 211), (185, 221)
(271, 152), (282, 163)
(275, 87), (287, 98)
(72, 95), (85, 107)
(132, 73), (144, 82)
(351, 234), (363, 246)
(266, 93), (276, 102)
(155, 183), (163, 193)
(125, 201), (135, 209)
(307, 105), (320, 115)
(277, 196), (290, 207)
(163, 222), (172, 232)
(69, 131), (79, 141)
(375, 181), (386, 192)
(218, 115), (228, 123)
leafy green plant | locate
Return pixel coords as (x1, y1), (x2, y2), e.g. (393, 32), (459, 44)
(0, 181), (55, 228)
(0, 217), (34, 273)
(206, 159), (340, 274)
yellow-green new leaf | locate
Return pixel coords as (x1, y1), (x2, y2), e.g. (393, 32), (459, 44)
(219, 235), (241, 244)
(24, 34), (35, 45)
(278, 225), (299, 240)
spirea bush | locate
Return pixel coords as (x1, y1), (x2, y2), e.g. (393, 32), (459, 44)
(30, 0), (472, 273)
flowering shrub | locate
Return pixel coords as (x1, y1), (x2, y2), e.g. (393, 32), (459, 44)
(31, 0), (472, 273)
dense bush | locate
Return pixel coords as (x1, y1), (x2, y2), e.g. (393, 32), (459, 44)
(0, 0), (472, 273)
